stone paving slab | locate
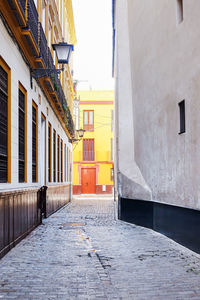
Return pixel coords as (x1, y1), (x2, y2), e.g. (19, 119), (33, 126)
(0, 199), (200, 299)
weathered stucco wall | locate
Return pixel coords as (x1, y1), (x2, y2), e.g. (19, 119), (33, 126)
(124, 0), (200, 210)
(114, 0), (151, 202)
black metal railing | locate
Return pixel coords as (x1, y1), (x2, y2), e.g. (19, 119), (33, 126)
(7, 0), (27, 25)
(7, 0), (75, 137)
(18, 0), (26, 18)
(39, 23), (48, 67)
(48, 47), (54, 70)
(27, 0), (38, 46)
(67, 112), (75, 137)
(47, 51), (75, 136)
(58, 80), (66, 108)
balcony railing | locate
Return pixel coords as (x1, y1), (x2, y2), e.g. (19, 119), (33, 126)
(58, 80), (65, 108)
(46, 48), (74, 136)
(7, 0), (26, 26)
(65, 111), (75, 137)
(6, 0), (75, 137)
(39, 23), (48, 67)
(48, 48), (54, 70)
(76, 151), (112, 162)
(27, 0), (39, 46)
(18, 0), (26, 17)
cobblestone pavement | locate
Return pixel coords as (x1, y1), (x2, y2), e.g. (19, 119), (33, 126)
(1, 198), (200, 300)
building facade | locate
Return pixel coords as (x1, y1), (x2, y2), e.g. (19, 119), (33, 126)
(113, 0), (200, 253)
(73, 90), (114, 195)
(0, 0), (76, 258)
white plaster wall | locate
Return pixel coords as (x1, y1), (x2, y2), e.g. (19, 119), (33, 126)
(0, 18), (72, 192)
(122, 0), (200, 210)
(115, 0), (151, 200)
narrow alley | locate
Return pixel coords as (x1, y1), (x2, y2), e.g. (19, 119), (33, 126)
(0, 198), (200, 300)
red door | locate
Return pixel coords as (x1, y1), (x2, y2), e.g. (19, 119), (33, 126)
(81, 168), (96, 194)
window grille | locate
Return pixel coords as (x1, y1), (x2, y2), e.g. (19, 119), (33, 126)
(19, 88), (25, 182)
(0, 66), (8, 183)
(57, 135), (60, 182)
(48, 123), (51, 182)
(53, 130), (56, 182)
(61, 139), (63, 182)
(83, 139), (94, 161)
(32, 105), (37, 182)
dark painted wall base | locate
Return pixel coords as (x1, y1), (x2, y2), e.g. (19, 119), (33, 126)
(46, 184), (70, 218)
(0, 189), (41, 259)
(0, 184), (70, 259)
(120, 198), (200, 254)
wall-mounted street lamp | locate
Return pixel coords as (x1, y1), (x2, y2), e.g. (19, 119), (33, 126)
(30, 42), (74, 87)
(52, 42), (74, 65)
(77, 128), (85, 138)
(70, 129), (85, 144)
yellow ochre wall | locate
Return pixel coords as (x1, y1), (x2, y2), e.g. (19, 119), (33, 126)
(73, 90), (114, 194)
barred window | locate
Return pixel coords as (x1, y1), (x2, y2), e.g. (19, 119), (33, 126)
(83, 139), (94, 161)
(18, 87), (26, 182)
(32, 104), (37, 182)
(53, 130), (56, 182)
(48, 123), (52, 182)
(61, 139), (63, 182)
(57, 135), (60, 182)
(0, 66), (8, 183)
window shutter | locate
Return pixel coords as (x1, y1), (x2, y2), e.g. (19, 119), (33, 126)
(18, 89), (25, 182)
(0, 66), (8, 183)
(61, 140), (63, 182)
(48, 124), (51, 182)
(32, 106), (37, 182)
(57, 136), (60, 182)
(53, 130), (56, 182)
(83, 139), (94, 161)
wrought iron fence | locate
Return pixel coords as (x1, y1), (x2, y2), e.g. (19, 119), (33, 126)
(66, 111), (75, 137)
(18, 0), (26, 17)
(48, 47), (54, 70)
(39, 23), (48, 67)
(27, 0), (39, 46)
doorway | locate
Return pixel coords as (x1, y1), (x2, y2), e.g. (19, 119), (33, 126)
(81, 168), (96, 194)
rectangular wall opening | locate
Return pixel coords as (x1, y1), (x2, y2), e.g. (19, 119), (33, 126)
(178, 100), (185, 134)
(176, 0), (183, 24)
(32, 101), (38, 182)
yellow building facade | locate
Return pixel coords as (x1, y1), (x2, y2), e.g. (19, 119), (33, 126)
(73, 91), (114, 195)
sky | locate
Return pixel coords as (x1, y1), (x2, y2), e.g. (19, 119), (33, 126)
(72, 0), (114, 91)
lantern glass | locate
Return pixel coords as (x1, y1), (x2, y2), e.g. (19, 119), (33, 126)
(52, 43), (74, 64)
(77, 129), (85, 138)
